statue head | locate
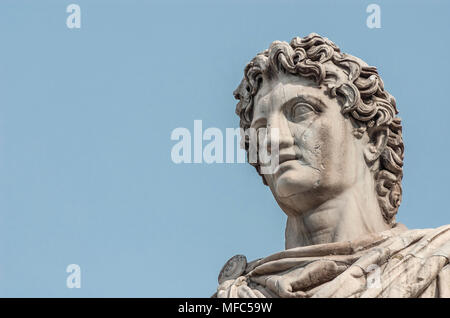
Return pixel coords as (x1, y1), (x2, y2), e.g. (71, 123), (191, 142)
(233, 33), (403, 226)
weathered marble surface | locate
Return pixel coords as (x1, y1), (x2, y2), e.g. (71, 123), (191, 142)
(216, 224), (450, 298)
(215, 33), (450, 298)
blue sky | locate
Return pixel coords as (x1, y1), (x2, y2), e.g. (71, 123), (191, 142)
(0, 0), (449, 297)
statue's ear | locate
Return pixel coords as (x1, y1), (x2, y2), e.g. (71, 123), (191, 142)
(364, 128), (388, 164)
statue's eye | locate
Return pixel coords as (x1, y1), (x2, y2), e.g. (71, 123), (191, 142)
(290, 103), (316, 122)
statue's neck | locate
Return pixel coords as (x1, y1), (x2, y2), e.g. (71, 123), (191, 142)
(284, 174), (391, 249)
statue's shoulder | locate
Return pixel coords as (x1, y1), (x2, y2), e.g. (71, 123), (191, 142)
(215, 224), (450, 298)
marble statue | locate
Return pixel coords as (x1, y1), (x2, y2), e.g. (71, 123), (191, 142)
(215, 33), (450, 298)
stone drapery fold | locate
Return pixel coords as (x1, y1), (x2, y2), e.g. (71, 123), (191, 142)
(216, 224), (450, 298)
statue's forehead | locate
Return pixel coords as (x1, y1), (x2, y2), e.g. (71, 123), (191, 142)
(253, 73), (317, 111)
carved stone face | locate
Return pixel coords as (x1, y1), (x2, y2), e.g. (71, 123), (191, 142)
(252, 70), (370, 215)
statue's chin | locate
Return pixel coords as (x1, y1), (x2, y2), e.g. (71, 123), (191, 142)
(273, 168), (317, 199)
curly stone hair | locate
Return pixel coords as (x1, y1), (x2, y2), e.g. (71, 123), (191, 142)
(233, 33), (404, 225)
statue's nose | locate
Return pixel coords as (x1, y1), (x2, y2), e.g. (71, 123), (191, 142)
(266, 115), (294, 154)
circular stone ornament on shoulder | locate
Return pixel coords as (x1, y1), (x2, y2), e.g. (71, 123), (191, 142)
(218, 254), (247, 284)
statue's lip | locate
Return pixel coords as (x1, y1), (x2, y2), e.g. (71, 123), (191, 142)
(259, 152), (298, 174)
(269, 153), (298, 175)
(277, 152), (298, 166)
